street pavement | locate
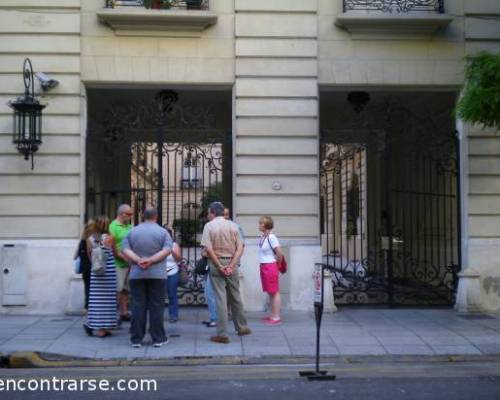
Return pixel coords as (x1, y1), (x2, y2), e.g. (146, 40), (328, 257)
(1, 308), (500, 360)
(1, 360), (500, 399)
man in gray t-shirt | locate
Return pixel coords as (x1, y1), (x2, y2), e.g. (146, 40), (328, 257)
(122, 207), (172, 348)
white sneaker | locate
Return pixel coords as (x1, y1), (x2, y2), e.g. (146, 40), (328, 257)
(130, 342), (142, 348)
(152, 337), (169, 348)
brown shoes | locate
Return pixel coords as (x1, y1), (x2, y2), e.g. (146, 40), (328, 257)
(237, 327), (252, 337)
(210, 335), (230, 344)
(210, 328), (251, 343)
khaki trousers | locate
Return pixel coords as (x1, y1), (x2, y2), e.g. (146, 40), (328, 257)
(208, 258), (248, 337)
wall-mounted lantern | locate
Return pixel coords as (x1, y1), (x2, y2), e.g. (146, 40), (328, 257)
(8, 58), (46, 170)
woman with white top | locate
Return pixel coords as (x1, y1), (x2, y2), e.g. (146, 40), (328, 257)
(258, 216), (284, 326)
(165, 228), (182, 323)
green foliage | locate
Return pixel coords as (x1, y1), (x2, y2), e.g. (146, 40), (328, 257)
(172, 218), (203, 246)
(456, 51), (500, 130)
(199, 182), (226, 220)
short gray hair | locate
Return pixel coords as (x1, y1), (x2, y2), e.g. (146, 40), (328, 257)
(117, 204), (131, 216)
(208, 202), (224, 217)
(143, 207), (158, 220)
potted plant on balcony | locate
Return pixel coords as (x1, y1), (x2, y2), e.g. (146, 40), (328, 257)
(143, 0), (173, 9)
(186, 0), (203, 10)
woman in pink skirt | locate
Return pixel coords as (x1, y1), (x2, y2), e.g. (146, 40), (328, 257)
(258, 216), (284, 326)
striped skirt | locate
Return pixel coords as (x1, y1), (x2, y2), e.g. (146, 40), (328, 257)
(86, 248), (118, 329)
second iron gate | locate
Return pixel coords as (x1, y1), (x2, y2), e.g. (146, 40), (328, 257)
(320, 126), (461, 306)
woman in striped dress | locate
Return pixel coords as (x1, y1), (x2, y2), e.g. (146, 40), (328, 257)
(83, 216), (118, 338)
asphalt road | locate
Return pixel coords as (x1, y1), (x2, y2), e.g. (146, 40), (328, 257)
(1, 360), (500, 400)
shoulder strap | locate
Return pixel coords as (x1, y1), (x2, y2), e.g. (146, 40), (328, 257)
(267, 236), (277, 255)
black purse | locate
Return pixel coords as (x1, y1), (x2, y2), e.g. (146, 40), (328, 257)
(195, 256), (209, 275)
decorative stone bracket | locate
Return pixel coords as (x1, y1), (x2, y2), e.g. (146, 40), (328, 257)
(97, 8), (218, 37)
(335, 13), (453, 39)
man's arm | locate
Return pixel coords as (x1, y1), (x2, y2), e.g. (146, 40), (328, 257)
(201, 225), (223, 268)
(229, 241), (244, 269)
(145, 248), (171, 265)
(205, 245), (224, 272)
(121, 235), (141, 266)
(122, 248), (141, 265)
(139, 230), (173, 268)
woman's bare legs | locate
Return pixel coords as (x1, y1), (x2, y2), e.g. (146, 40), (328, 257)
(269, 292), (281, 320)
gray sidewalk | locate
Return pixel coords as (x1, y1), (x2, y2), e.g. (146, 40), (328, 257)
(1, 308), (500, 361)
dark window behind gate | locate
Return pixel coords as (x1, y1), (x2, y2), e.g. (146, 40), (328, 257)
(320, 97), (461, 306)
(86, 90), (232, 306)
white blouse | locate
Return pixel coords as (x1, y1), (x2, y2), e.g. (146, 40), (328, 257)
(258, 233), (280, 264)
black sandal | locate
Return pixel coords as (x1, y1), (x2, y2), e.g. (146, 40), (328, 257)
(97, 331), (111, 338)
(83, 324), (93, 336)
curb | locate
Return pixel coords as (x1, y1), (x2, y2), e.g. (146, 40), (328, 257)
(3, 352), (500, 369)
(7, 352), (126, 369)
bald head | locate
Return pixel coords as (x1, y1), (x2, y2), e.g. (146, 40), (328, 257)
(143, 207), (158, 221)
(117, 204), (132, 224)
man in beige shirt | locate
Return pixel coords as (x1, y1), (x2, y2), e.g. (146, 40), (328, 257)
(201, 201), (251, 343)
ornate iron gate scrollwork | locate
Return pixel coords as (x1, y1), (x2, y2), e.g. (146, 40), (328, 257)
(86, 90), (232, 306)
(320, 97), (460, 306)
(343, 0), (444, 13)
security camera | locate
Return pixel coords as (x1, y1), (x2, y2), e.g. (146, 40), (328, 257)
(35, 72), (59, 91)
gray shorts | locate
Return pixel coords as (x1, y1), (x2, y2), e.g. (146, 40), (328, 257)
(116, 267), (130, 292)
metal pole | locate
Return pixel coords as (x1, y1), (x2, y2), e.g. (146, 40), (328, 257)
(157, 126), (163, 224)
(315, 264), (325, 373)
(299, 263), (336, 381)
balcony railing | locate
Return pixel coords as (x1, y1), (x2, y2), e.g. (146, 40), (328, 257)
(336, 0), (452, 38)
(99, 0), (216, 35)
(105, 0), (210, 11)
(343, 0), (444, 14)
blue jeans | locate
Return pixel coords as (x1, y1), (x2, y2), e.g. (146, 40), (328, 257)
(205, 275), (217, 322)
(166, 272), (179, 320)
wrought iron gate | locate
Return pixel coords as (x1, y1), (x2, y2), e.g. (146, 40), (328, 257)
(320, 106), (461, 305)
(86, 90), (232, 305)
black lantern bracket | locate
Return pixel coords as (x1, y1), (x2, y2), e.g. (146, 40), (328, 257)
(8, 58), (46, 170)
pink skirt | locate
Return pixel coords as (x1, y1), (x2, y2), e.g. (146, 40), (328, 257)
(260, 262), (280, 294)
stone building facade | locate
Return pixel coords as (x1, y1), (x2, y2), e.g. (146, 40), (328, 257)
(0, 0), (499, 314)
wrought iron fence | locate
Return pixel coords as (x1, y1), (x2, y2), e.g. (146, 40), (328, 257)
(86, 90), (232, 306)
(343, 0), (444, 13)
(106, 0), (209, 10)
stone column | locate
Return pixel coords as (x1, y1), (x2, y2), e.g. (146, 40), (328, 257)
(234, 0), (321, 310)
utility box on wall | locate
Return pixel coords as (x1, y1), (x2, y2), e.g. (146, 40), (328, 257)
(1, 244), (28, 306)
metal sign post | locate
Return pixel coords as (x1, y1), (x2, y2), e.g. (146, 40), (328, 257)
(299, 263), (336, 381)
